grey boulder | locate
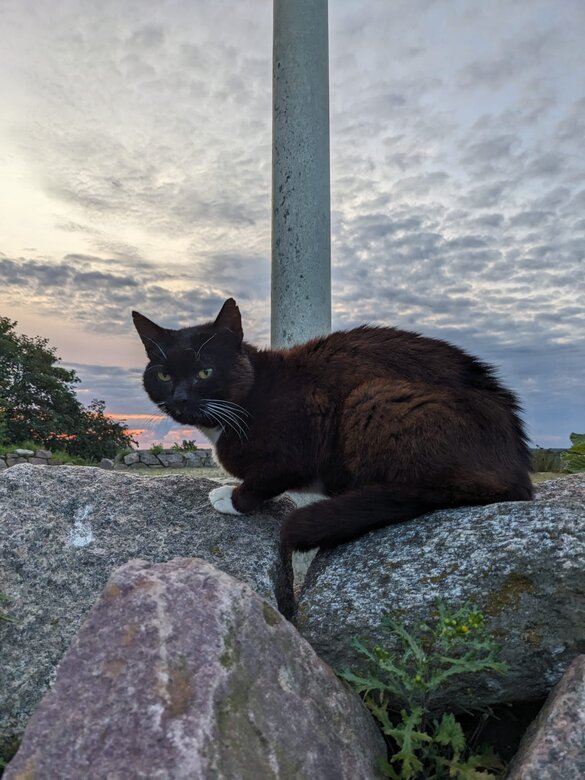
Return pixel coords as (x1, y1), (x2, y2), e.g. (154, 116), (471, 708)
(0, 464), (294, 752)
(296, 500), (585, 712)
(4, 558), (385, 780)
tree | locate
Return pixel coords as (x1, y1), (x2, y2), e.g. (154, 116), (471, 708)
(0, 317), (135, 459)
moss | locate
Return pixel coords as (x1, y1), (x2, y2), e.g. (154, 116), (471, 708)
(419, 564), (460, 585)
(219, 625), (240, 670)
(484, 573), (535, 617)
(166, 658), (194, 718)
(102, 582), (122, 601)
(522, 624), (544, 649)
(262, 602), (282, 627)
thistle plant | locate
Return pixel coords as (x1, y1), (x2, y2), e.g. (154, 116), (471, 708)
(340, 604), (508, 780)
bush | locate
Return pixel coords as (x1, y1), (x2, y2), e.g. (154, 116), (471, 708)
(530, 447), (563, 473)
(171, 439), (198, 452)
(149, 443), (164, 455)
(339, 604), (507, 779)
(561, 433), (585, 473)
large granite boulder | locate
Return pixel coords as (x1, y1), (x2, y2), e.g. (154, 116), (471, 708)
(534, 472), (585, 502)
(507, 654), (585, 779)
(0, 464), (294, 753)
(4, 558), (385, 780)
(296, 499), (585, 712)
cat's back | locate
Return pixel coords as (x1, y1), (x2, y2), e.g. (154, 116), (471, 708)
(286, 325), (499, 393)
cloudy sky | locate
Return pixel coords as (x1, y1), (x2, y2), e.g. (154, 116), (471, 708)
(1, 0), (583, 448)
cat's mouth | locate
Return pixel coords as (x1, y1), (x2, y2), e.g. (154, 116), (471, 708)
(166, 401), (205, 426)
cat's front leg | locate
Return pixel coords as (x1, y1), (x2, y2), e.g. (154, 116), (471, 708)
(209, 470), (306, 515)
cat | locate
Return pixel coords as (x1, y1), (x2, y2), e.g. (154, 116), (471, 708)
(133, 298), (533, 550)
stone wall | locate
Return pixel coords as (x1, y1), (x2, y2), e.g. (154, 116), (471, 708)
(0, 448), (216, 470)
(116, 448), (216, 469)
(0, 449), (53, 469)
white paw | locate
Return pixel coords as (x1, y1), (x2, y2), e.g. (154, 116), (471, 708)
(209, 485), (241, 515)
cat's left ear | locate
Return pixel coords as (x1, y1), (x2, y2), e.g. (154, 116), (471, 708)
(214, 298), (243, 345)
(132, 311), (172, 360)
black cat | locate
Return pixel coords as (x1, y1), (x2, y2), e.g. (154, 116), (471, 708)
(133, 299), (533, 549)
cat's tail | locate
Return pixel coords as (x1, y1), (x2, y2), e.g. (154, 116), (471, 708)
(281, 471), (533, 551)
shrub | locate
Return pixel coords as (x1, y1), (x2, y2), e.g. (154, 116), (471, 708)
(171, 439), (198, 452)
(149, 443), (164, 455)
(561, 433), (585, 473)
(339, 604), (508, 779)
(0, 440), (39, 456)
(530, 447), (562, 473)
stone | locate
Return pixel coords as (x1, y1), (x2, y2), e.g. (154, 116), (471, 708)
(28, 458), (48, 465)
(296, 501), (585, 712)
(98, 458), (114, 470)
(6, 457), (26, 466)
(34, 450), (52, 459)
(0, 459), (7, 470)
(534, 472), (585, 503)
(138, 452), (162, 466)
(0, 464), (294, 751)
(507, 655), (585, 779)
(157, 452), (185, 467)
(14, 449), (34, 457)
(4, 558), (385, 780)
(123, 452), (139, 465)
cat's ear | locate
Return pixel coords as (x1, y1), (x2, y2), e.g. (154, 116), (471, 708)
(214, 298), (243, 345)
(132, 311), (171, 360)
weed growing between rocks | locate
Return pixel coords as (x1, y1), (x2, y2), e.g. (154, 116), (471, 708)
(340, 604), (508, 779)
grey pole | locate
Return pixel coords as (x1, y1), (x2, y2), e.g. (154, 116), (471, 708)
(271, 0), (331, 348)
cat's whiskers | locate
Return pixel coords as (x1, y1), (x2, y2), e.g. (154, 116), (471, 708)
(201, 402), (247, 443)
(143, 337), (168, 361)
(200, 398), (252, 418)
(195, 334), (216, 359)
(204, 401), (249, 435)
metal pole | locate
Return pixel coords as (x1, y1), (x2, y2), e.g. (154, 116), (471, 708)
(271, 0), (331, 348)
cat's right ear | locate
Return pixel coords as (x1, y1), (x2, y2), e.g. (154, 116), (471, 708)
(214, 298), (243, 345)
(132, 311), (170, 361)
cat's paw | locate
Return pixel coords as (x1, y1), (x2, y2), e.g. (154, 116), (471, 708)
(209, 484), (241, 515)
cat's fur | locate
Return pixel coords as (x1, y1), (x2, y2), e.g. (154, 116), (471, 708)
(133, 299), (533, 550)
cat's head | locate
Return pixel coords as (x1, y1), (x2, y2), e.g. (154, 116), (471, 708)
(132, 298), (254, 428)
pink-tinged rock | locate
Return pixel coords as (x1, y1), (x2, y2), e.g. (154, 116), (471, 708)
(5, 558), (385, 780)
(507, 655), (585, 779)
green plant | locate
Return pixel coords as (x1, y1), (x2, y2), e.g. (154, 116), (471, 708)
(149, 442), (164, 455)
(50, 449), (93, 466)
(171, 439), (198, 452)
(0, 440), (39, 456)
(340, 604), (508, 779)
(0, 592), (15, 623)
(530, 447), (562, 473)
(561, 433), (585, 473)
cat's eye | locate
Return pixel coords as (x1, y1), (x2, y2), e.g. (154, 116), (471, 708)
(157, 371), (171, 382)
(197, 368), (213, 380)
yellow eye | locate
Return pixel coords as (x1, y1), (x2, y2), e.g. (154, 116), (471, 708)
(197, 368), (213, 380)
(157, 371), (171, 382)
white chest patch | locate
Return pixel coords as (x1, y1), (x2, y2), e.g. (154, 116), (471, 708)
(198, 425), (222, 445)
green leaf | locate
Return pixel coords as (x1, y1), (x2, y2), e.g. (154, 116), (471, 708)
(434, 713), (466, 752)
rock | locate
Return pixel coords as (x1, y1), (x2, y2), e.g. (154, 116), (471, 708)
(534, 472), (585, 503)
(507, 655), (585, 779)
(98, 458), (114, 470)
(0, 459), (7, 470)
(28, 458), (48, 465)
(14, 449), (34, 457)
(4, 558), (385, 780)
(35, 450), (52, 459)
(157, 452), (185, 467)
(6, 457), (26, 466)
(138, 452), (162, 466)
(0, 464), (294, 751)
(123, 452), (139, 465)
(296, 501), (585, 712)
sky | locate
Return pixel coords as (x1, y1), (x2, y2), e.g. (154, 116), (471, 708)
(0, 0), (583, 449)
